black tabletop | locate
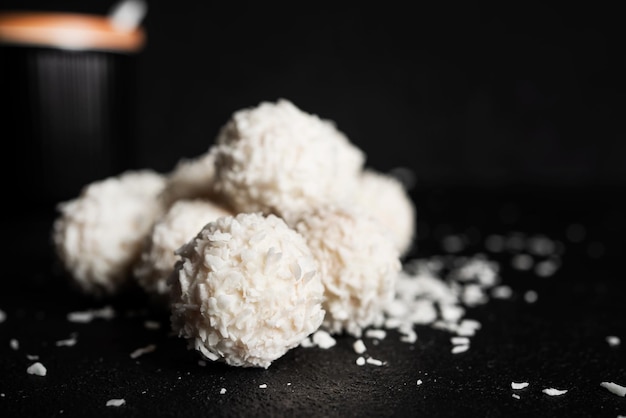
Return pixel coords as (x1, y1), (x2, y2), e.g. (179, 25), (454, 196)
(1, 185), (625, 418)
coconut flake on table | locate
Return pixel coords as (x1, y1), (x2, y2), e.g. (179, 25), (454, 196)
(219, 388), (227, 395)
(512, 394), (521, 400)
(211, 99), (365, 224)
(356, 356), (366, 366)
(52, 169), (167, 296)
(26, 362), (47, 376)
(366, 357), (385, 366)
(130, 344), (156, 359)
(451, 337), (470, 346)
(56, 334), (78, 347)
(542, 388), (568, 396)
(67, 305), (116, 323)
(524, 290), (539, 304)
(133, 198), (232, 299)
(606, 336), (621, 347)
(9, 339), (19, 350)
(600, 382), (626, 397)
(451, 344), (469, 354)
(353, 339), (367, 354)
(170, 212), (325, 369)
(106, 399), (126, 407)
(295, 205), (401, 338)
(511, 382), (529, 390)
(311, 330), (337, 349)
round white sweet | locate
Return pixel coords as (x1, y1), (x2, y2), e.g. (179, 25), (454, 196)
(52, 169), (167, 296)
(294, 205), (402, 338)
(353, 169), (417, 257)
(211, 99), (365, 223)
(170, 212), (325, 369)
(158, 150), (218, 209)
(133, 199), (232, 298)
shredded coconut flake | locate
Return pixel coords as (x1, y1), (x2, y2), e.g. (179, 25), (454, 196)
(106, 399), (126, 407)
(312, 330), (337, 349)
(606, 336), (621, 347)
(9, 339), (19, 350)
(26, 362), (47, 376)
(416, 379), (423, 385)
(366, 357), (384, 366)
(67, 306), (115, 323)
(259, 384), (267, 389)
(365, 329), (387, 340)
(56, 335), (77, 347)
(542, 388), (567, 396)
(451, 344), (470, 354)
(356, 356), (366, 366)
(130, 344), (156, 359)
(220, 388), (227, 395)
(600, 382), (626, 397)
(512, 394), (521, 400)
(353, 339), (367, 354)
(511, 382), (529, 390)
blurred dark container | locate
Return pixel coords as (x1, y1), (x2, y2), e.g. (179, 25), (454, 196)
(0, 11), (145, 212)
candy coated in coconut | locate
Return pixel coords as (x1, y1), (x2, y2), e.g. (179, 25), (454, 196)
(159, 150), (218, 209)
(353, 169), (416, 257)
(134, 199), (232, 298)
(170, 212), (325, 369)
(52, 170), (167, 296)
(211, 99), (365, 223)
(294, 205), (401, 337)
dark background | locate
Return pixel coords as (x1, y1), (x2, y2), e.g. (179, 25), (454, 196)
(2, 1), (624, 188)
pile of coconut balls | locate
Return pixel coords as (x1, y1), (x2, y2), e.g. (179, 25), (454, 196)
(51, 99), (417, 369)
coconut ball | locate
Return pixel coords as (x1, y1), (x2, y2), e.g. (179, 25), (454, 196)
(294, 205), (402, 338)
(52, 169), (167, 296)
(211, 99), (366, 223)
(158, 150), (219, 209)
(170, 212), (325, 369)
(353, 169), (417, 257)
(133, 199), (233, 299)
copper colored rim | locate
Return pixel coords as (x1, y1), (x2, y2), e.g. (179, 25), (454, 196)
(0, 11), (145, 52)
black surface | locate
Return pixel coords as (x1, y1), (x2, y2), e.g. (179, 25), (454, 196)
(1, 186), (625, 418)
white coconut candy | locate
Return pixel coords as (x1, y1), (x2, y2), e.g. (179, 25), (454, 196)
(352, 169), (416, 257)
(295, 205), (401, 338)
(158, 150), (220, 209)
(170, 212), (325, 369)
(133, 199), (232, 298)
(52, 169), (167, 296)
(211, 99), (365, 224)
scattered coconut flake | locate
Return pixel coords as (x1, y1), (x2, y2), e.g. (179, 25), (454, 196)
(56, 334), (78, 347)
(364, 329), (387, 340)
(600, 382), (626, 397)
(451, 337), (470, 346)
(106, 399), (126, 407)
(606, 336), (621, 347)
(366, 357), (384, 366)
(0, 309), (6, 323)
(220, 388), (227, 395)
(259, 384), (267, 389)
(9, 339), (19, 350)
(416, 379), (423, 385)
(511, 382), (529, 390)
(542, 388), (567, 396)
(524, 290), (538, 304)
(356, 356), (366, 366)
(491, 285), (513, 299)
(26, 354), (39, 361)
(353, 339), (367, 354)
(512, 394), (521, 400)
(130, 344), (156, 359)
(451, 345), (469, 354)
(511, 254), (534, 271)
(26, 362), (47, 376)
(67, 306), (115, 323)
(311, 330), (336, 349)
(535, 260), (559, 278)
(144, 320), (161, 330)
